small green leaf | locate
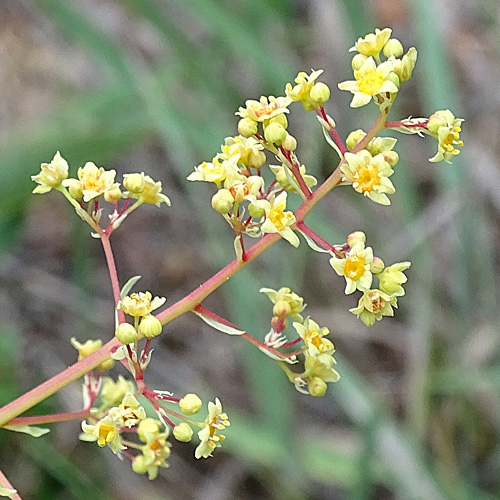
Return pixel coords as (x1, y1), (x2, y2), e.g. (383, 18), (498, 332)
(193, 310), (245, 336)
(120, 275), (142, 298)
(2, 425), (50, 437)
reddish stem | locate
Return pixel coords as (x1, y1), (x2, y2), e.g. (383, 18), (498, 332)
(316, 107), (348, 156)
(101, 235), (126, 324)
(6, 409), (91, 426)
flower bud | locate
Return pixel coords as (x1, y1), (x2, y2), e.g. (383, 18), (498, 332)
(308, 377), (327, 397)
(64, 179), (84, 200)
(384, 150), (399, 167)
(347, 231), (366, 248)
(310, 82), (330, 106)
(281, 134), (297, 152)
(211, 189), (234, 214)
(123, 173), (146, 194)
(115, 323), (139, 345)
(173, 423), (194, 442)
(264, 122), (287, 145)
(248, 150), (266, 169)
(397, 47), (417, 83)
(132, 455), (149, 475)
(248, 202), (265, 218)
(383, 38), (404, 58)
(238, 118), (258, 138)
(273, 299), (291, 319)
(371, 256), (385, 274)
(179, 393), (203, 415)
(104, 185), (122, 203)
(269, 113), (288, 129)
(139, 314), (163, 339)
(346, 129), (366, 151)
(351, 53), (368, 71)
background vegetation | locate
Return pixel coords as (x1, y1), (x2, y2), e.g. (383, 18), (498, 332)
(0, 0), (498, 499)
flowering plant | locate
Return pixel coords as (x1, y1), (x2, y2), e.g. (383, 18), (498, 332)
(0, 27), (463, 498)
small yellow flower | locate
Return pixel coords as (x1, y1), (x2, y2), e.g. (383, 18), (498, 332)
(260, 286), (306, 321)
(195, 398), (230, 459)
(293, 317), (333, 357)
(427, 110), (464, 163)
(220, 136), (266, 169)
(304, 351), (340, 385)
(285, 69), (328, 110)
(377, 261), (411, 297)
(118, 291), (166, 317)
(128, 174), (171, 207)
(350, 28), (392, 57)
(224, 174), (264, 203)
(187, 156), (238, 187)
(134, 419), (171, 480)
(330, 240), (374, 295)
(341, 150), (395, 205)
(260, 192), (300, 247)
(32, 151), (69, 194)
(80, 416), (125, 455)
(109, 393), (146, 428)
(338, 57), (398, 108)
(100, 376), (136, 408)
(349, 289), (397, 327)
(62, 162), (117, 202)
(236, 95), (291, 123)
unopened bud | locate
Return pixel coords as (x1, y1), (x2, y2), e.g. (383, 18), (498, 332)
(310, 82), (331, 106)
(273, 299), (291, 319)
(281, 134), (297, 151)
(264, 122), (287, 145)
(211, 189), (234, 214)
(352, 53), (368, 71)
(123, 173), (146, 194)
(383, 38), (404, 58)
(179, 393), (202, 415)
(346, 129), (366, 151)
(347, 231), (366, 248)
(115, 323), (139, 345)
(308, 377), (327, 397)
(371, 256), (385, 274)
(139, 314), (163, 339)
(173, 423), (194, 442)
(238, 118), (258, 138)
(104, 185), (122, 203)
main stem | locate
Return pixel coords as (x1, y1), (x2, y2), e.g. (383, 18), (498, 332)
(0, 161), (344, 427)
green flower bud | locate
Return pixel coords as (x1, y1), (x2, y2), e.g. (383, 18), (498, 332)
(396, 47), (417, 83)
(310, 82), (330, 106)
(123, 173), (146, 194)
(383, 38), (404, 58)
(179, 393), (202, 415)
(248, 202), (265, 218)
(308, 377), (327, 397)
(273, 299), (291, 319)
(132, 455), (149, 475)
(104, 185), (122, 203)
(264, 122), (287, 145)
(351, 53), (368, 71)
(139, 314), (163, 339)
(173, 423), (194, 442)
(115, 323), (139, 345)
(268, 113), (288, 129)
(238, 118), (258, 138)
(248, 150), (266, 169)
(347, 231), (366, 248)
(371, 256), (385, 274)
(281, 134), (297, 152)
(346, 129), (366, 151)
(64, 179), (84, 201)
(384, 150), (399, 167)
(211, 189), (234, 214)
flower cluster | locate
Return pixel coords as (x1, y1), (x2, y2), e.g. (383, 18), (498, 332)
(31, 152), (171, 235)
(259, 287), (339, 396)
(338, 28), (417, 109)
(330, 231), (410, 326)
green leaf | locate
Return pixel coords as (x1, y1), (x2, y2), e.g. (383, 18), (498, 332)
(2, 425), (50, 437)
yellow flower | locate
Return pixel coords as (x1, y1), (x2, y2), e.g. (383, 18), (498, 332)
(187, 156), (238, 187)
(260, 192), (300, 247)
(285, 69), (329, 110)
(341, 150), (395, 205)
(224, 174), (264, 203)
(80, 416), (125, 455)
(350, 28), (392, 57)
(304, 351), (340, 384)
(330, 240), (374, 295)
(195, 398), (230, 459)
(427, 110), (464, 163)
(118, 291), (166, 317)
(127, 174), (171, 207)
(62, 162), (117, 202)
(109, 392), (146, 428)
(220, 136), (266, 169)
(260, 286), (306, 321)
(338, 57), (398, 108)
(349, 289), (397, 327)
(32, 151), (69, 194)
(377, 261), (411, 297)
(236, 95), (291, 123)
(293, 317), (333, 357)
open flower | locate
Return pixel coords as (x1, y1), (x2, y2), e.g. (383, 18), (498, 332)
(341, 150), (395, 205)
(330, 240), (374, 294)
(294, 317), (333, 357)
(236, 95), (291, 123)
(62, 162), (117, 202)
(118, 291), (166, 317)
(127, 174), (171, 207)
(260, 192), (299, 247)
(195, 398), (230, 459)
(377, 261), (411, 297)
(220, 135), (266, 169)
(80, 416), (125, 455)
(109, 393), (146, 428)
(285, 69), (329, 110)
(32, 151), (69, 194)
(427, 110), (464, 163)
(350, 28), (392, 57)
(349, 289), (398, 327)
(338, 57), (398, 108)
(260, 286), (306, 321)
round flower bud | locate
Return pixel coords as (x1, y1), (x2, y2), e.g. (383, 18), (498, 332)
(384, 151), (399, 167)
(351, 53), (368, 71)
(427, 110), (451, 134)
(173, 423), (194, 442)
(281, 134), (297, 152)
(104, 185), (122, 203)
(308, 377), (327, 397)
(123, 173), (146, 194)
(98, 358), (114, 372)
(211, 189), (234, 214)
(64, 179), (84, 201)
(346, 129), (366, 151)
(371, 256), (385, 274)
(179, 393), (202, 415)
(248, 150), (266, 169)
(269, 113), (288, 129)
(248, 202), (265, 218)
(238, 118), (258, 138)
(310, 82), (331, 106)
(347, 231), (366, 248)
(383, 38), (404, 58)
(115, 323), (138, 345)
(273, 299), (291, 319)
(132, 455), (149, 475)
(264, 122), (287, 145)
(139, 315), (163, 339)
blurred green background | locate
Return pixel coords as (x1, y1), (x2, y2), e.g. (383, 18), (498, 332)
(0, 0), (498, 499)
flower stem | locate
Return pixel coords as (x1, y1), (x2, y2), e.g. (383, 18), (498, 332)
(0, 469), (22, 500)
